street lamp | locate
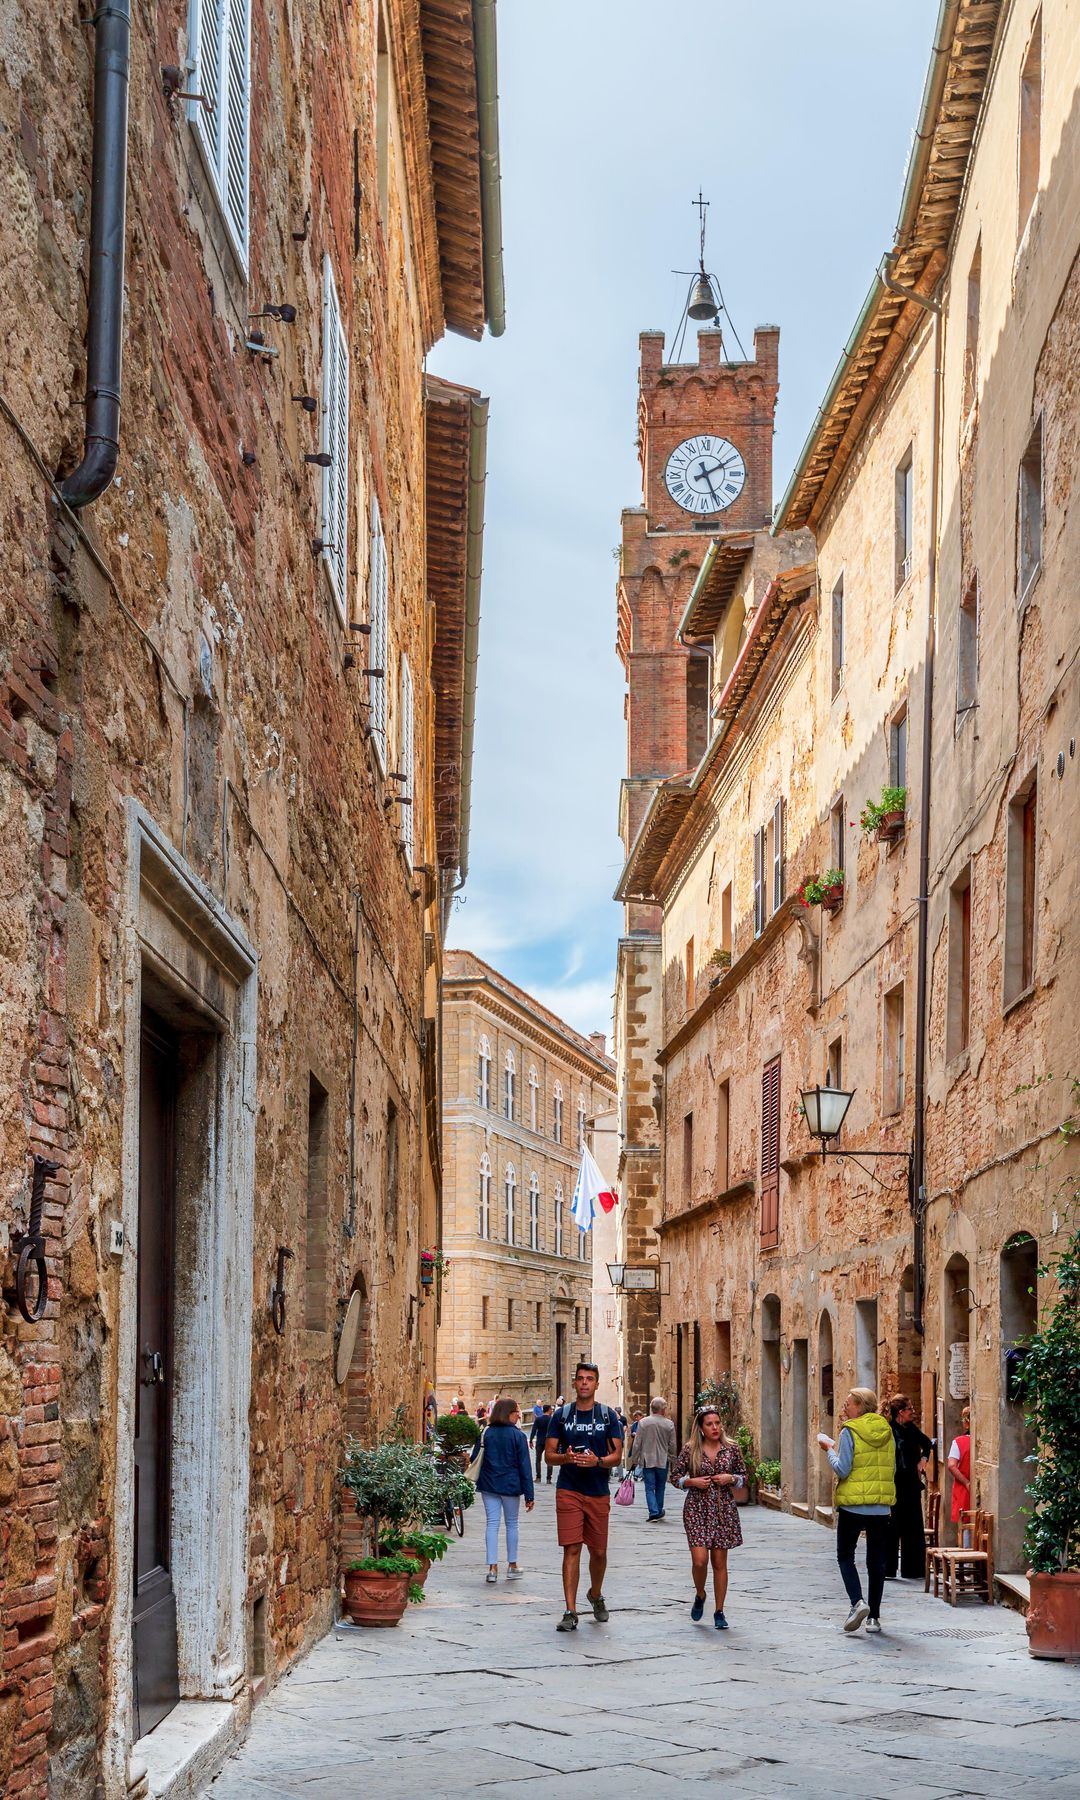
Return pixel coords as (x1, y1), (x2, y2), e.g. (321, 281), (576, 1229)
(801, 1084), (855, 1150)
(606, 1262), (626, 1288)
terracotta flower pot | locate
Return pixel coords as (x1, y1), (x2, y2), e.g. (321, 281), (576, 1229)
(413, 1556), (432, 1586)
(342, 1568), (411, 1627)
(1027, 1570), (1080, 1661)
(876, 810), (905, 841)
(820, 885), (844, 912)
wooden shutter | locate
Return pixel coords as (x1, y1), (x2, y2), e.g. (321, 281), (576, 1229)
(399, 654), (414, 863)
(321, 258), (349, 614)
(760, 1055), (781, 1250)
(772, 798), (785, 912)
(369, 498), (388, 768)
(753, 826), (764, 937)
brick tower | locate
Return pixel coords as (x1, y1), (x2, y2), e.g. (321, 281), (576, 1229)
(613, 323), (781, 1412)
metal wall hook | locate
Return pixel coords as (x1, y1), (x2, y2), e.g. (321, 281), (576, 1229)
(270, 1245), (294, 1335)
(8, 1154), (58, 1323)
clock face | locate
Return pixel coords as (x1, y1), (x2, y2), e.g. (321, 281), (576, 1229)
(664, 435), (746, 514)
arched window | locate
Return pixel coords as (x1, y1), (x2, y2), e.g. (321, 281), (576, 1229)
(528, 1172), (540, 1250)
(477, 1035), (491, 1109)
(478, 1153), (491, 1239)
(552, 1080), (563, 1144)
(554, 1182), (564, 1258)
(577, 1092), (587, 1151)
(528, 1065), (540, 1134)
(504, 1048), (516, 1121)
(579, 1226), (588, 1262)
(504, 1163), (517, 1245)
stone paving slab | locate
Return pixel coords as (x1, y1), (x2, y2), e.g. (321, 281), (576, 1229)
(207, 1491), (1078, 1799)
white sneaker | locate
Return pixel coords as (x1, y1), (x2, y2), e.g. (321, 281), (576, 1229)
(844, 1600), (870, 1633)
(507, 1567), (524, 1580)
(485, 1569), (498, 1584)
(866, 1617), (882, 1634)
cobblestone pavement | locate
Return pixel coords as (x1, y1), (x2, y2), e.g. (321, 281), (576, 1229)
(208, 1487), (1080, 1798)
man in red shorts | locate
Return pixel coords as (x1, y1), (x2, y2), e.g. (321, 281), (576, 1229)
(545, 1362), (623, 1632)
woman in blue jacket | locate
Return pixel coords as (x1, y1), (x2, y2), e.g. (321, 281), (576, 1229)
(472, 1397), (534, 1582)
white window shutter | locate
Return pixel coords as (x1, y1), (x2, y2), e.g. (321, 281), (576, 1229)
(189, 0), (249, 265)
(224, 0), (250, 255)
(772, 798), (785, 912)
(190, 0), (224, 176)
(399, 655), (415, 863)
(369, 498), (388, 769)
(753, 826), (764, 937)
(320, 259), (349, 614)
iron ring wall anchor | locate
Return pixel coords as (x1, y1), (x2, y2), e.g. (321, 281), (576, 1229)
(270, 1246), (294, 1335)
(9, 1155), (58, 1323)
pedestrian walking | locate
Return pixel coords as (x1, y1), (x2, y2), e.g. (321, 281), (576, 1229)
(819, 1387), (896, 1635)
(470, 1397), (534, 1583)
(948, 1405), (972, 1543)
(627, 1396), (677, 1520)
(545, 1362), (623, 1633)
(530, 1401), (553, 1482)
(671, 1407), (746, 1629)
(883, 1394), (932, 1580)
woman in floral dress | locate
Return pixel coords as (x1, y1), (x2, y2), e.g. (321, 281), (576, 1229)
(671, 1407), (747, 1629)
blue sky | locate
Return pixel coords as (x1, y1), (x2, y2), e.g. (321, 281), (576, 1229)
(430, 0), (939, 1043)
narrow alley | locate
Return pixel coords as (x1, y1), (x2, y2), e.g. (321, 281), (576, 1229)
(206, 1494), (1079, 1800)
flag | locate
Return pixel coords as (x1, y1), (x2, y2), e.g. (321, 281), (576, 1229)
(571, 1145), (618, 1232)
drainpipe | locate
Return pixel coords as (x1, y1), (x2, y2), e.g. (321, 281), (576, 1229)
(472, 0), (506, 338)
(59, 0), (131, 509)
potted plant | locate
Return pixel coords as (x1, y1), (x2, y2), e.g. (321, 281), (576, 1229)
(735, 1425), (758, 1505)
(709, 947), (732, 972)
(695, 1373), (740, 1436)
(756, 1458), (782, 1508)
(379, 1528), (450, 1586)
(860, 785), (907, 842)
(1023, 1221), (1080, 1660)
(799, 870), (845, 913)
(435, 1411), (481, 1459)
(343, 1553), (423, 1626)
(420, 1248), (450, 1290)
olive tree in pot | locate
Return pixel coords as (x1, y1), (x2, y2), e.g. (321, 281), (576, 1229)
(339, 1438), (447, 1625)
(1024, 1221), (1080, 1660)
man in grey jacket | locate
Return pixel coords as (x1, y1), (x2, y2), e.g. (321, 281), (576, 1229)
(628, 1397), (678, 1520)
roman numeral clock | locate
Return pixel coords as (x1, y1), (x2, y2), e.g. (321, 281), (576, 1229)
(664, 434), (746, 515)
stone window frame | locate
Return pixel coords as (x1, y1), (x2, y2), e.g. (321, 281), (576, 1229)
(478, 1152), (492, 1239)
(527, 1171), (540, 1249)
(503, 1046), (516, 1121)
(504, 1162), (517, 1245)
(476, 1034), (491, 1108)
(554, 1181), (564, 1257)
(528, 1064), (540, 1133)
(552, 1080), (563, 1144)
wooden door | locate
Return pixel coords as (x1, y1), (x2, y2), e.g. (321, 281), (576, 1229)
(133, 1013), (180, 1739)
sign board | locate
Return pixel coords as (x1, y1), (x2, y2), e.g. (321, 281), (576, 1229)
(622, 1266), (658, 1291)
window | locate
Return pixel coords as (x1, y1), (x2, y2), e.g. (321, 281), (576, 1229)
(507, 1298), (514, 1332)
(1018, 11), (1042, 237)
(528, 1173), (540, 1250)
(584, 1307), (590, 1336)
(717, 1079), (729, 1193)
(528, 1066), (539, 1133)
(1005, 776), (1038, 1004)
(535, 1301), (542, 1333)
(577, 1093), (586, 1151)
(947, 866), (972, 1059)
(478, 1152), (491, 1239)
(319, 257), (349, 615)
(476, 1034), (491, 1108)
(481, 1295), (489, 1330)
(883, 983), (906, 1114)
(554, 1182), (564, 1257)
(188, 0), (251, 263)
(504, 1164), (517, 1244)
(895, 447), (914, 590)
(575, 1307), (581, 1335)
(304, 1075), (329, 1328)
(830, 796), (846, 876)
(1018, 418), (1043, 601)
(890, 707), (908, 793)
(720, 882), (732, 957)
(398, 656), (415, 863)
(683, 1111), (693, 1204)
(579, 1228), (587, 1262)
(962, 241), (981, 421)
(368, 496), (389, 767)
(385, 1100), (399, 1233)
(552, 1081), (563, 1144)
(957, 575), (980, 719)
(760, 1056), (780, 1250)
(831, 574), (844, 698)
(827, 1036), (843, 1091)
(504, 1048), (516, 1122)
(753, 799), (785, 936)
(685, 937), (695, 1012)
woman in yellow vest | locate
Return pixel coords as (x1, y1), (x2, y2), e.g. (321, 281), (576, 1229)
(818, 1387), (896, 1635)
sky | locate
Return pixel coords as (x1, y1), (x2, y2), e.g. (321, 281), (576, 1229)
(430, 0), (940, 1046)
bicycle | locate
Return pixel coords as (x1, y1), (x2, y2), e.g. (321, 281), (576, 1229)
(434, 1451), (468, 1537)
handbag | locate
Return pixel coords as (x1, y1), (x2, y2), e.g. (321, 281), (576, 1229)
(465, 1430), (485, 1485)
(615, 1474), (635, 1506)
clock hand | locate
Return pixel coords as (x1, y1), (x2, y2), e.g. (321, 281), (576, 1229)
(694, 461), (722, 502)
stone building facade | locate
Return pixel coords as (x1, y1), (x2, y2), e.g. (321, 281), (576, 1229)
(614, 0), (1080, 1581)
(0, 1), (502, 1794)
(438, 952), (615, 1410)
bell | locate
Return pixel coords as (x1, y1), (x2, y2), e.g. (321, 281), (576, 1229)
(687, 272), (718, 322)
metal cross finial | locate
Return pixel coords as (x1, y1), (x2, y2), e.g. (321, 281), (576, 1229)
(693, 191), (710, 268)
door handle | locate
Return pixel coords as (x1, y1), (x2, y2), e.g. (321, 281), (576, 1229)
(141, 1346), (164, 1387)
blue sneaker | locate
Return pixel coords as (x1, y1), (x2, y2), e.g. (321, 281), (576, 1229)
(714, 1611), (729, 1630)
(690, 1592), (705, 1621)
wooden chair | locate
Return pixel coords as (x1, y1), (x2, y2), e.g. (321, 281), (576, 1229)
(924, 1488), (940, 1548)
(938, 1511), (994, 1605)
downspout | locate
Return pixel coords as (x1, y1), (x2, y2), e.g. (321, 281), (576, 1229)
(472, 0), (506, 338)
(59, 0), (131, 509)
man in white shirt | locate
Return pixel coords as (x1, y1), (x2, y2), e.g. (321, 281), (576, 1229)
(628, 1396), (678, 1520)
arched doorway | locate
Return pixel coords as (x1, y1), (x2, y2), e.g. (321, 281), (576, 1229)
(817, 1310), (834, 1427)
(943, 1254), (973, 1527)
(761, 1295), (781, 1462)
(855, 1298), (878, 1393)
(342, 1273), (371, 1563)
(791, 1338), (809, 1505)
(998, 1234), (1038, 1569)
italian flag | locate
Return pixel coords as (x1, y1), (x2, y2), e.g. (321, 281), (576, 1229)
(571, 1145), (618, 1232)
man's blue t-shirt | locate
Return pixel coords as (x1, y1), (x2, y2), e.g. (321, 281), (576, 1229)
(547, 1403), (622, 1498)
